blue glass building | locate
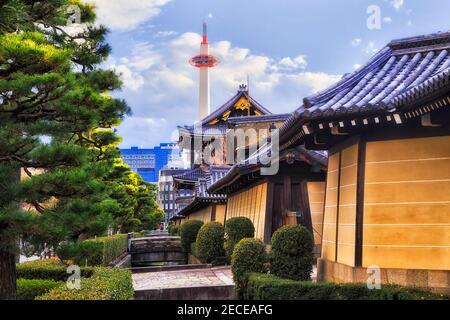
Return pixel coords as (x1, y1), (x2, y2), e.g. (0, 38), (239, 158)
(120, 143), (180, 183)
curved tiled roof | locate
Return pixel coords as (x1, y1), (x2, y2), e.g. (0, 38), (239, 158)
(178, 87), (272, 136)
(227, 113), (291, 125)
(208, 146), (327, 194)
(178, 124), (229, 136)
(278, 31), (450, 147)
(201, 89), (272, 126)
(174, 166), (231, 217)
(302, 33), (450, 118)
(173, 167), (206, 182)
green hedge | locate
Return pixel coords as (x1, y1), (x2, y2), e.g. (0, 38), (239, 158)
(196, 222), (225, 264)
(225, 217), (255, 262)
(180, 220), (204, 253)
(245, 273), (449, 300)
(231, 238), (267, 298)
(17, 259), (95, 282)
(57, 234), (128, 266)
(83, 234), (128, 266)
(168, 224), (180, 236)
(270, 225), (314, 281)
(17, 279), (64, 300)
(36, 267), (134, 300)
(191, 242), (199, 258)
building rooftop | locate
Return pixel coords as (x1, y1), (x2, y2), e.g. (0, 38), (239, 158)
(208, 146), (327, 194)
(227, 113), (291, 125)
(277, 31), (450, 148)
(173, 166), (231, 217)
(178, 85), (272, 135)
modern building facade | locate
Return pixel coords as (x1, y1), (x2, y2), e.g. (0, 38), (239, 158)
(158, 168), (193, 222)
(120, 143), (180, 183)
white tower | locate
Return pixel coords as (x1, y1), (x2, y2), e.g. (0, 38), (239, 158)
(199, 22), (210, 120)
(190, 23), (219, 120)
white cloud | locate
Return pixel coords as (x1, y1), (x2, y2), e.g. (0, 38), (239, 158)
(154, 30), (178, 38)
(277, 55), (308, 71)
(87, 0), (171, 31)
(363, 41), (379, 55)
(207, 13), (213, 19)
(383, 16), (393, 24)
(111, 64), (145, 91)
(385, 0), (404, 11)
(351, 38), (362, 47)
(353, 64), (362, 70)
(111, 32), (340, 147)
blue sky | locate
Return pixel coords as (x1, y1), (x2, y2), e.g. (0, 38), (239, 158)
(87, 0), (450, 148)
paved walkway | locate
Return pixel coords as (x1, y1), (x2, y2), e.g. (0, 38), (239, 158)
(132, 266), (234, 291)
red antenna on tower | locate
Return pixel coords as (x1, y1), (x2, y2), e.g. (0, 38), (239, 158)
(189, 22), (220, 68)
(190, 22), (220, 120)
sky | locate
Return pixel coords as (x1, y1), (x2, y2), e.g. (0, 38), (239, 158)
(86, 0), (450, 148)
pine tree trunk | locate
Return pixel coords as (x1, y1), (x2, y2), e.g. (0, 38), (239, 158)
(0, 241), (17, 300)
(0, 164), (20, 300)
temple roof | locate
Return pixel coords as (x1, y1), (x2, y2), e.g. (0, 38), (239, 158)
(278, 31), (450, 147)
(173, 167), (206, 183)
(178, 85), (272, 135)
(174, 166), (230, 217)
(208, 146), (327, 194)
(301, 31), (450, 118)
(227, 113), (291, 125)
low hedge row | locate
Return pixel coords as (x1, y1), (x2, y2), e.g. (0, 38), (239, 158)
(83, 234), (128, 266)
(36, 267), (134, 300)
(57, 234), (128, 266)
(17, 279), (64, 300)
(245, 273), (449, 300)
(17, 259), (95, 282)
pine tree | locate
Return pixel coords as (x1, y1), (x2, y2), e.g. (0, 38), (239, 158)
(0, 1), (130, 299)
(85, 130), (164, 233)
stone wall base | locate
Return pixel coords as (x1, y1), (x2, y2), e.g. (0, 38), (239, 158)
(317, 259), (450, 296)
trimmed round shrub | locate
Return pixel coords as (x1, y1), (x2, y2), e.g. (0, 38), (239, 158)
(190, 242), (198, 258)
(225, 217), (255, 261)
(179, 220), (204, 253)
(231, 238), (266, 298)
(270, 225), (314, 281)
(168, 224), (180, 236)
(196, 222), (225, 264)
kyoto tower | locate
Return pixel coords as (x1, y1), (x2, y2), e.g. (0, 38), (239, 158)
(190, 22), (220, 120)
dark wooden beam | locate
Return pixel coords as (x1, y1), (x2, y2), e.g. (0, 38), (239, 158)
(299, 179), (313, 236)
(283, 175), (291, 213)
(334, 151), (342, 263)
(211, 204), (217, 222)
(263, 182), (274, 244)
(355, 137), (366, 267)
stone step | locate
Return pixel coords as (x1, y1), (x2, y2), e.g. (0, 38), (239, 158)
(130, 264), (212, 273)
(134, 285), (235, 300)
(132, 267), (236, 300)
